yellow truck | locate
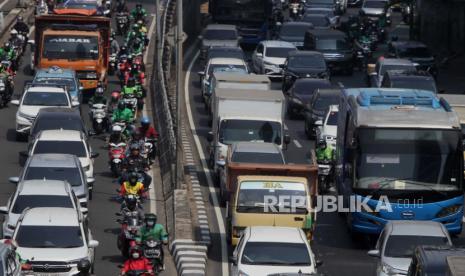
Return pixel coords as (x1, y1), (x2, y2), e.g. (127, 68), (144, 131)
(225, 159), (318, 246)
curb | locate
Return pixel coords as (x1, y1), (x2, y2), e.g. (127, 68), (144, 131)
(170, 239), (208, 276)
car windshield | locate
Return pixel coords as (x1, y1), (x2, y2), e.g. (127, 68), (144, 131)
(24, 167), (83, 187)
(12, 195), (73, 214)
(208, 49), (243, 60)
(384, 235), (450, 258)
(380, 64), (416, 77)
(315, 39), (350, 50)
(237, 181), (307, 213)
(266, 47), (296, 58)
(208, 64), (246, 76)
(398, 46), (432, 58)
(302, 15), (330, 27)
(43, 35), (99, 60)
(22, 92), (69, 106)
(306, 9), (333, 16)
(309, 0), (333, 4)
(314, 94), (340, 111)
(391, 79), (437, 93)
(204, 29), (237, 40)
(16, 226), (83, 248)
(355, 128), (462, 190)
(280, 25), (310, 37)
(294, 81), (332, 98)
(241, 242), (311, 265)
(33, 141), (87, 157)
(32, 117), (84, 137)
(327, 111), (338, 125)
(34, 78), (77, 91)
(288, 55), (326, 69)
(232, 152), (284, 164)
(219, 120), (282, 145)
(364, 0), (386, 8)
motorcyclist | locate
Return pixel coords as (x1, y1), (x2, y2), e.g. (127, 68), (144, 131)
(110, 32), (120, 55)
(120, 194), (144, 222)
(108, 91), (121, 114)
(130, 37), (145, 57)
(122, 77), (143, 99)
(136, 19), (147, 34)
(316, 140), (334, 162)
(13, 16), (29, 35)
(125, 63), (145, 86)
(119, 171), (146, 197)
(130, 4), (147, 23)
(118, 45), (129, 60)
(114, 0), (129, 13)
(9, 29), (22, 50)
(122, 144), (152, 188)
(112, 101), (134, 123)
(89, 82), (107, 105)
(76, 259), (93, 276)
(136, 213), (168, 271)
(109, 124), (127, 144)
(138, 117), (158, 140)
(128, 130), (145, 154)
(120, 246), (153, 276)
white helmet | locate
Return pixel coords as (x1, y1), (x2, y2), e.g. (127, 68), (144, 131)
(10, 29), (18, 35)
(112, 125), (123, 132)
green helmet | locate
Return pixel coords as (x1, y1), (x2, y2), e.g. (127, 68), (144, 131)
(144, 213), (157, 225)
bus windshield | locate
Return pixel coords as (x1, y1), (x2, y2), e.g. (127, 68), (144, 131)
(354, 128), (462, 191)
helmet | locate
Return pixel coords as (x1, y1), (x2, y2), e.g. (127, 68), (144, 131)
(127, 77), (136, 87)
(97, 81), (104, 88)
(112, 124), (122, 133)
(4, 42), (10, 50)
(96, 86), (104, 96)
(125, 194), (138, 210)
(77, 259), (91, 273)
(17, 16), (23, 22)
(137, 19), (143, 26)
(111, 91), (120, 102)
(141, 116), (150, 126)
(136, 3), (142, 9)
(111, 31), (116, 38)
(118, 101), (125, 110)
(133, 24), (139, 30)
(128, 172), (138, 186)
(10, 29), (17, 36)
(120, 45), (127, 52)
(318, 140), (327, 148)
(144, 213), (157, 226)
(131, 63), (138, 72)
(129, 245), (142, 259)
(127, 54), (133, 63)
(130, 143), (140, 152)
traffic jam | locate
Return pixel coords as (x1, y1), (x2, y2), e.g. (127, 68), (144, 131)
(0, 0), (167, 275)
(194, 0), (465, 274)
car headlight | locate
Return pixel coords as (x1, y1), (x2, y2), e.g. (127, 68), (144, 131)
(436, 204), (462, 218)
(86, 72), (98, 79)
(238, 271), (250, 276)
(381, 262), (404, 275)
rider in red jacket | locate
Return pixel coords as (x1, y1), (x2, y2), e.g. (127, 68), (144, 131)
(120, 246), (153, 275)
(138, 117), (158, 139)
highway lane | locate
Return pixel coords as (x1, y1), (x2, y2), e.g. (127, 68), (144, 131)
(0, 2), (176, 275)
(185, 10), (465, 276)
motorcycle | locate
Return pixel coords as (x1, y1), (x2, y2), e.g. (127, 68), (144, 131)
(355, 39), (372, 70)
(288, 0), (303, 20)
(0, 76), (10, 108)
(116, 12), (130, 35)
(109, 53), (117, 76)
(318, 160), (333, 194)
(142, 237), (164, 273)
(91, 103), (108, 134)
(109, 142), (127, 177)
(122, 96), (138, 119)
(116, 209), (143, 258)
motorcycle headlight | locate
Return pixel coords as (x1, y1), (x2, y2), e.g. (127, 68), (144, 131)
(436, 204), (462, 218)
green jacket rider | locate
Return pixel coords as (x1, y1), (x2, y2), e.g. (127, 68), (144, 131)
(316, 140), (334, 162)
(112, 101), (133, 123)
(89, 86), (107, 106)
(136, 213), (168, 243)
(130, 4), (147, 21)
(122, 78), (142, 98)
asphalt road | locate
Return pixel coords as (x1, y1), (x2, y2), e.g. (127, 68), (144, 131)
(0, 0), (176, 274)
(184, 9), (465, 276)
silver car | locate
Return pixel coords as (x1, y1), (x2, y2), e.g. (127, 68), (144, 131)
(199, 24), (240, 60)
(368, 220), (452, 276)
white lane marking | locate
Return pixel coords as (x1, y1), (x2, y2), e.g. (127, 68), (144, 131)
(337, 82), (344, 88)
(143, 13), (157, 214)
(284, 123), (288, 130)
(185, 51), (229, 276)
(293, 139), (302, 148)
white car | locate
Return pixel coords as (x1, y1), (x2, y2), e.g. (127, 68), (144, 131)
(0, 179), (87, 239)
(251, 40), (297, 79)
(11, 85), (79, 140)
(231, 226), (320, 276)
(22, 130), (98, 178)
(198, 57), (248, 103)
(368, 221), (452, 276)
(316, 105), (338, 149)
(13, 207), (98, 275)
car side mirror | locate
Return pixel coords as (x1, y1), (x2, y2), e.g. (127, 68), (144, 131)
(368, 249), (380, 257)
(229, 256), (237, 265)
(10, 99), (19, 106)
(207, 131), (213, 142)
(315, 120), (323, 126)
(316, 259), (323, 267)
(87, 177), (95, 184)
(71, 100), (80, 107)
(90, 152), (99, 158)
(256, 52), (263, 58)
(79, 86), (84, 91)
(198, 71), (205, 77)
(27, 39), (35, 46)
(198, 35), (203, 40)
(88, 240), (99, 248)
(81, 207), (89, 214)
(0, 206), (8, 214)
(8, 177), (19, 184)
(284, 134), (291, 145)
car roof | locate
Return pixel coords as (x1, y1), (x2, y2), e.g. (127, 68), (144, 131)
(416, 246), (465, 268)
(391, 40), (428, 48)
(378, 58), (414, 66)
(18, 179), (70, 196)
(386, 221), (448, 237)
(316, 88), (342, 96)
(232, 142), (282, 154)
(35, 67), (76, 79)
(261, 40), (297, 48)
(21, 207), (79, 226)
(206, 24), (236, 30)
(27, 153), (79, 168)
(37, 129), (84, 141)
(37, 107), (81, 118)
(282, 21), (313, 28)
(295, 78), (332, 85)
(307, 29), (346, 38)
(209, 57), (246, 65)
(26, 86), (66, 93)
(247, 226), (305, 243)
(304, 13), (328, 18)
(288, 50), (324, 57)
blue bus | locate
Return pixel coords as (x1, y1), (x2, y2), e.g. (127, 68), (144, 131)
(336, 88), (464, 235)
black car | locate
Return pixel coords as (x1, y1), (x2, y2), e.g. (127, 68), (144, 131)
(29, 108), (88, 142)
(381, 70), (437, 94)
(205, 46), (246, 66)
(277, 22), (314, 49)
(285, 78), (332, 119)
(304, 29), (354, 75)
(303, 88), (341, 139)
(387, 40), (437, 78)
(300, 14), (331, 29)
(282, 51), (329, 92)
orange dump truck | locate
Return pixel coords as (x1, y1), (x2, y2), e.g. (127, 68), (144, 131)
(32, 15), (110, 94)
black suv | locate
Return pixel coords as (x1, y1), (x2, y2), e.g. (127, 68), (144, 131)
(387, 40), (437, 78)
(381, 70), (437, 94)
(303, 88), (341, 139)
(281, 51), (329, 92)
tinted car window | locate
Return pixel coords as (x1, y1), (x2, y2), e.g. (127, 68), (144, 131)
(391, 79), (437, 93)
(327, 111), (338, 125)
(288, 55), (326, 68)
(23, 92), (68, 106)
(384, 235), (449, 258)
(31, 116), (84, 137)
(314, 93), (340, 111)
(16, 226), (84, 248)
(12, 195), (73, 214)
(398, 47), (432, 58)
(33, 141), (86, 157)
(280, 24), (311, 37)
(293, 80), (332, 97)
(204, 29), (237, 40)
(315, 39), (350, 50)
(302, 15), (330, 27)
(241, 242), (311, 265)
(266, 47), (296, 58)
(364, 0), (386, 8)
(232, 152), (284, 164)
(24, 167), (83, 187)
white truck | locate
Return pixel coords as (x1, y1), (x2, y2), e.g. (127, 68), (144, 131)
(208, 88), (289, 178)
